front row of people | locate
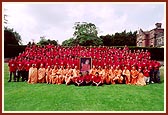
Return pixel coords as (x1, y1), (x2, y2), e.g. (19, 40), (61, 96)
(27, 63), (158, 86)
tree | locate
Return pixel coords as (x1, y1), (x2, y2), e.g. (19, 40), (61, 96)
(37, 36), (58, 46)
(100, 30), (137, 46)
(62, 22), (103, 46)
(4, 27), (22, 46)
(62, 37), (77, 46)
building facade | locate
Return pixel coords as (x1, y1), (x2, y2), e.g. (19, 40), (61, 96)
(136, 23), (164, 47)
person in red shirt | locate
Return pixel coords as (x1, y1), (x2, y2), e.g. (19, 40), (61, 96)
(84, 71), (92, 85)
(75, 72), (84, 86)
(8, 58), (17, 82)
(24, 58), (32, 81)
(17, 58), (24, 82)
(143, 66), (150, 85)
(147, 60), (154, 83)
(92, 72), (102, 86)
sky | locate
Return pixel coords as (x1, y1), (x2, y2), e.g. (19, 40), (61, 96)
(3, 2), (165, 45)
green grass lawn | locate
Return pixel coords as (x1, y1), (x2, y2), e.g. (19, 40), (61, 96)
(3, 63), (165, 111)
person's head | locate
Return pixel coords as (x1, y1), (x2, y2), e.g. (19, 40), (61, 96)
(95, 72), (99, 77)
(138, 68), (142, 72)
(124, 66), (127, 70)
(132, 66), (135, 70)
(54, 65), (57, 69)
(144, 66), (147, 69)
(47, 66), (50, 69)
(60, 65), (64, 69)
(40, 63), (43, 68)
(85, 71), (89, 75)
(32, 64), (35, 68)
(85, 59), (90, 64)
(98, 66), (101, 69)
(79, 72), (82, 77)
(75, 65), (78, 69)
(92, 65), (95, 69)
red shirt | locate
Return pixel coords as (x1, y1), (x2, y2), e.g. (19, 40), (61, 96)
(143, 69), (150, 77)
(154, 62), (160, 70)
(8, 60), (16, 72)
(25, 61), (32, 71)
(92, 75), (101, 83)
(76, 76), (84, 83)
(84, 74), (91, 82)
(17, 61), (24, 71)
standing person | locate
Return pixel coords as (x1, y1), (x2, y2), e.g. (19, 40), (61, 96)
(38, 63), (46, 83)
(8, 58), (17, 82)
(24, 58), (32, 81)
(153, 60), (161, 83)
(136, 68), (146, 86)
(75, 72), (84, 86)
(143, 66), (150, 85)
(92, 72), (102, 86)
(28, 64), (38, 84)
(130, 66), (139, 85)
(122, 66), (131, 84)
(148, 60), (154, 83)
(17, 58), (24, 82)
(45, 66), (52, 84)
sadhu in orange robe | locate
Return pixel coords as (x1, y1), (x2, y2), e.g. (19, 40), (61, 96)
(130, 67), (139, 85)
(28, 65), (38, 84)
(38, 64), (46, 83)
(113, 68), (123, 84)
(51, 66), (58, 84)
(57, 66), (66, 84)
(136, 70), (146, 86)
(122, 67), (131, 84)
(45, 66), (52, 84)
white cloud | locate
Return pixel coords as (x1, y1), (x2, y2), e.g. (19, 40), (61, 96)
(3, 2), (165, 45)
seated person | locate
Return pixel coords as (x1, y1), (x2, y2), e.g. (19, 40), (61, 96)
(75, 72), (84, 86)
(92, 72), (102, 86)
(84, 71), (92, 85)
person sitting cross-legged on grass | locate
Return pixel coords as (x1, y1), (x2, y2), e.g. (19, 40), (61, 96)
(92, 72), (102, 86)
(84, 71), (92, 85)
(75, 72), (84, 86)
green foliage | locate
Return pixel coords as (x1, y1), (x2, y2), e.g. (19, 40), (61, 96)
(4, 27), (22, 45)
(4, 63), (164, 111)
(62, 22), (103, 46)
(100, 30), (137, 46)
(62, 38), (77, 46)
(37, 36), (58, 46)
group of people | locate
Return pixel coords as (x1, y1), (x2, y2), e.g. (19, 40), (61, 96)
(8, 44), (161, 86)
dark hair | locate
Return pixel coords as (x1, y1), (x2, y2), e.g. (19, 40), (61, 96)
(95, 72), (99, 75)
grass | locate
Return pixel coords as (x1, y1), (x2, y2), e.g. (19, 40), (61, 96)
(3, 63), (165, 111)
